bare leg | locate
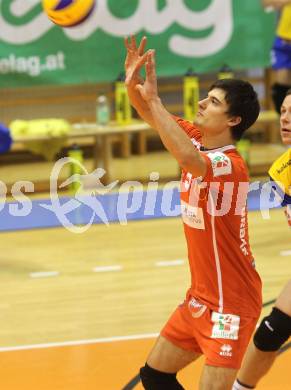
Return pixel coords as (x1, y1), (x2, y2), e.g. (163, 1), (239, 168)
(275, 280), (291, 316)
(235, 280), (291, 388)
(236, 342), (277, 387)
(146, 335), (201, 372)
(199, 364), (238, 390)
(274, 69), (291, 85)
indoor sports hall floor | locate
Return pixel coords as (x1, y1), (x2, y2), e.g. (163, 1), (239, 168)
(0, 152), (289, 390)
(0, 206), (289, 389)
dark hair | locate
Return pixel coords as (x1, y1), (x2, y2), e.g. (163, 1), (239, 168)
(209, 79), (260, 141)
(286, 88), (291, 97)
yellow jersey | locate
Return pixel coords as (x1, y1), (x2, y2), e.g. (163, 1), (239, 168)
(269, 148), (291, 226)
(277, 5), (291, 40)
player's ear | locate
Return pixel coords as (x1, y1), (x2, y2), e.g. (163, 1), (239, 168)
(228, 116), (241, 128)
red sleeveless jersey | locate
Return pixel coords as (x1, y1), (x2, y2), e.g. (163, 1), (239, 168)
(176, 117), (262, 317)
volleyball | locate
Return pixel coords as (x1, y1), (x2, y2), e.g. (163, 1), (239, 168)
(42, 0), (96, 28)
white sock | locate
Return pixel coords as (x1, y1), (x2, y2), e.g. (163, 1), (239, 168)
(232, 379), (255, 390)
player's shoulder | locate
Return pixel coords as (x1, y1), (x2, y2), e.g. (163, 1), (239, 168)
(203, 145), (248, 179)
(276, 148), (290, 161)
(206, 145), (246, 166)
(269, 148), (291, 207)
(269, 148), (291, 177)
(174, 116), (201, 140)
(174, 116), (195, 128)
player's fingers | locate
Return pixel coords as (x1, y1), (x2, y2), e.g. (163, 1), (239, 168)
(135, 84), (143, 94)
(138, 36), (147, 56)
(135, 51), (149, 71)
(145, 60), (152, 79)
(131, 64), (144, 82)
(146, 50), (156, 79)
(125, 73), (132, 86)
(124, 38), (133, 59)
(150, 50), (156, 67)
(131, 35), (137, 50)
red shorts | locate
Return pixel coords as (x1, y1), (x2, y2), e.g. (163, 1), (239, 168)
(161, 294), (258, 369)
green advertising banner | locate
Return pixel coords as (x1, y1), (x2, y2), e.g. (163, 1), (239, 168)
(0, 0), (276, 88)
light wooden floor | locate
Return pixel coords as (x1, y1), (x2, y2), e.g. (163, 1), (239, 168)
(0, 206), (289, 389)
(0, 208), (290, 345)
(0, 337), (289, 390)
(0, 145), (290, 389)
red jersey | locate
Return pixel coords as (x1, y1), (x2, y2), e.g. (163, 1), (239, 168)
(176, 117), (262, 318)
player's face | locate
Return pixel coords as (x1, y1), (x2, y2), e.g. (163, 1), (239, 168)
(194, 88), (240, 137)
(280, 94), (291, 145)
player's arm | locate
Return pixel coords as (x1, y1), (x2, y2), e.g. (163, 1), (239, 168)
(262, 0), (291, 9)
(135, 50), (207, 178)
(268, 150), (291, 206)
(124, 36), (156, 128)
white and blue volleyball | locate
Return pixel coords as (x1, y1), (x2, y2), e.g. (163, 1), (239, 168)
(42, 0), (96, 27)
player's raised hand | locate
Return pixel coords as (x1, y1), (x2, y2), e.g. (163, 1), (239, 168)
(135, 50), (159, 103)
(123, 36), (156, 127)
(124, 35), (147, 86)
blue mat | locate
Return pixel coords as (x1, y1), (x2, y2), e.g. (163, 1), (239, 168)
(0, 182), (282, 232)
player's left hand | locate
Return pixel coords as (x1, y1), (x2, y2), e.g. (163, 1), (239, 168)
(135, 50), (159, 103)
(124, 35), (147, 87)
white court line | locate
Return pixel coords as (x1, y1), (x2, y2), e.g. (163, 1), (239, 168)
(0, 332), (159, 352)
(93, 265), (123, 272)
(280, 250), (291, 256)
(155, 259), (185, 267)
(30, 271), (59, 279)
